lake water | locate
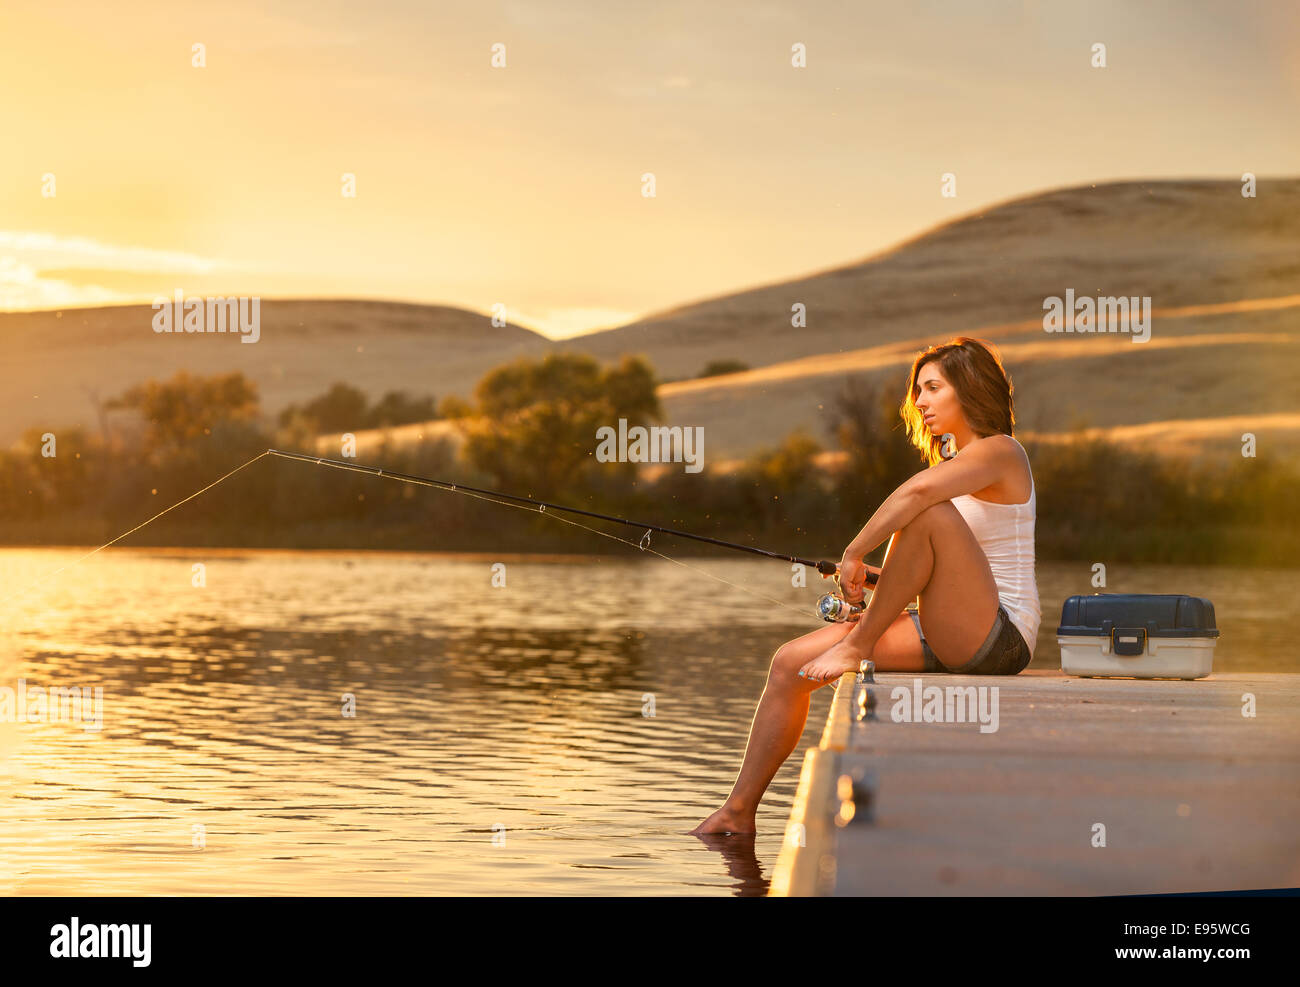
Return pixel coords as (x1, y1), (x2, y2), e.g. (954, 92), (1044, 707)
(1, 548), (1293, 896)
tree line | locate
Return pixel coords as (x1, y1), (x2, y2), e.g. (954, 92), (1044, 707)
(1, 355), (1295, 569)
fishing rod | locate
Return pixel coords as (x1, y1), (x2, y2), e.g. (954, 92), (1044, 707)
(0, 446), (875, 622)
(265, 448), (878, 621)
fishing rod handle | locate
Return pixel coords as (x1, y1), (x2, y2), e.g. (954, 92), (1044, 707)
(817, 559), (881, 587)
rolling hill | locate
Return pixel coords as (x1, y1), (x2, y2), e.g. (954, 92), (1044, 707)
(3, 177), (1297, 465)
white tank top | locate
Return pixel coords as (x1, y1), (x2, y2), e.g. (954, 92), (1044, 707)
(948, 438), (1041, 656)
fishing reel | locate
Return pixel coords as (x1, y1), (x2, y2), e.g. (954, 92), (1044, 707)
(817, 592), (866, 623)
(814, 559), (877, 623)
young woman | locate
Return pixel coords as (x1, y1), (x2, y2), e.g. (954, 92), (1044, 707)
(690, 336), (1040, 836)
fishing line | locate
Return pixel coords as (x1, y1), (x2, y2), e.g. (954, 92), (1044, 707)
(263, 450), (818, 619)
(2, 447), (868, 620)
(264, 449), (851, 574)
(0, 450), (272, 609)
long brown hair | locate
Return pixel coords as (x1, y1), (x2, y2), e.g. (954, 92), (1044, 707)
(900, 337), (1016, 466)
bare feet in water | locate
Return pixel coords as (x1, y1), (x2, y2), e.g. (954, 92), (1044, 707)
(688, 804), (756, 835)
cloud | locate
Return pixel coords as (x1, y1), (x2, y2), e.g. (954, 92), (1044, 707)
(0, 257), (121, 311)
(0, 231), (226, 274)
(0, 232), (240, 311)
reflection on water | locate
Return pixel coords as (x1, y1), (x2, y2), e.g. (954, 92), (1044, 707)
(0, 549), (1293, 895)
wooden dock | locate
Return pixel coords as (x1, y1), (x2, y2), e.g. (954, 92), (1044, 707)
(770, 668), (1300, 895)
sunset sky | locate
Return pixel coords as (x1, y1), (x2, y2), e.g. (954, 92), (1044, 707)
(2, 0), (1297, 338)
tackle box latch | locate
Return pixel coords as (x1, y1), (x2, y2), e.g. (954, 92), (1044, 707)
(1110, 626), (1147, 656)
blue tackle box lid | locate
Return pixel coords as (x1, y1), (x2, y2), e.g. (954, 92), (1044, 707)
(1057, 593), (1219, 638)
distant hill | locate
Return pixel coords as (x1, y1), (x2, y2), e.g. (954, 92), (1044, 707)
(0, 299), (550, 446)
(4, 178), (1297, 464)
(561, 178), (1300, 369)
(558, 176), (1300, 464)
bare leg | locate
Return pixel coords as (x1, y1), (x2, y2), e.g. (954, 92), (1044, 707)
(797, 503), (999, 683)
(687, 621), (852, 835)
(692, 503), (998, 834)
(794, 524), (938, 683)
(691, 613), (924, 833)
(848, 523), (936, 658)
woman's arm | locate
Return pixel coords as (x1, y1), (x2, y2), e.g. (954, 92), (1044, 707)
(844, 435), (1017, 561)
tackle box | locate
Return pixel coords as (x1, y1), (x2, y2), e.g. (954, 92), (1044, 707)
(1056, 593), (1220, 679)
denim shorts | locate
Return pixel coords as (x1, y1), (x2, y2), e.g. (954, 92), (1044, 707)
(906, 603), (1032, 675)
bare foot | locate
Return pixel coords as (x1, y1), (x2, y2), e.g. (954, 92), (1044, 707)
(798, 639), (869, 684)
(688, 805), (756, 835)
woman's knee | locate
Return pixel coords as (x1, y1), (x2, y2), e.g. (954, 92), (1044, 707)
(767, 624), (855, 687)
(907, 500), (961, 531)
(769, 643), (800, 681)
(769, 643), (818, 688)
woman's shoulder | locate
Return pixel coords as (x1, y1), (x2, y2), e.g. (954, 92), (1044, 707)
(970, 433), (1033, 502)
(972, 432), (1026, 460)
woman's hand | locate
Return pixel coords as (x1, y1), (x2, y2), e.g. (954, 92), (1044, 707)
(832, 551), (868, 603)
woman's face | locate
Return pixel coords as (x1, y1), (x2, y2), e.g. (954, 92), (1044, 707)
(913, 362), (963, 437)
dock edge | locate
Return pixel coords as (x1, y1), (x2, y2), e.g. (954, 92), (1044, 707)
(769, 670), (857, 896)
